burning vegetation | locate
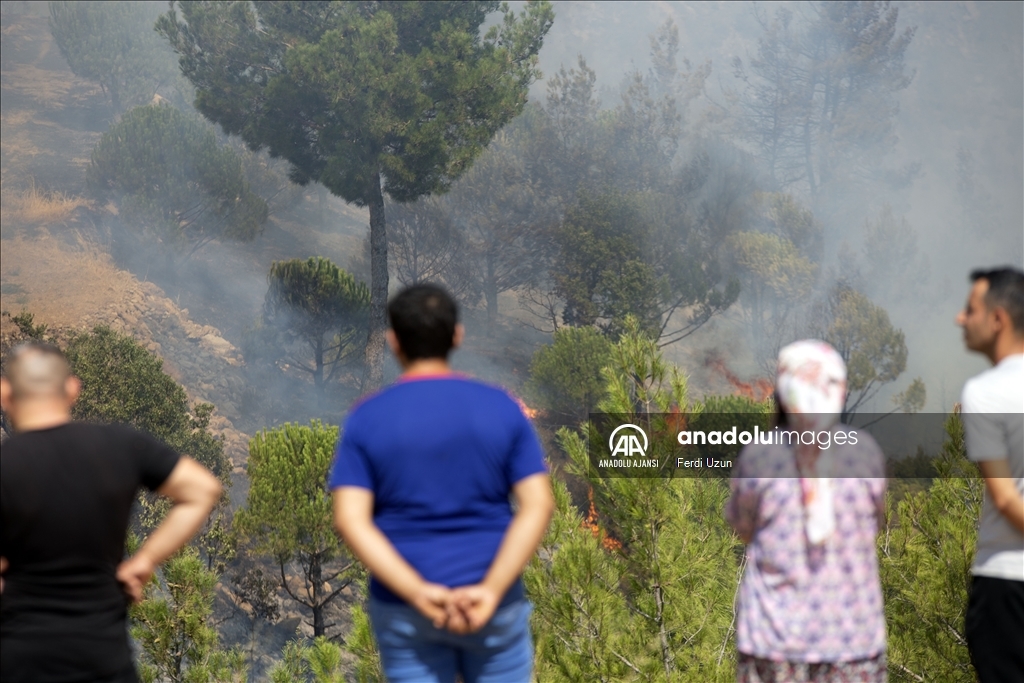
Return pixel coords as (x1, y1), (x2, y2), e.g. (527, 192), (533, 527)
(582, 488), (622, 552)
(703, 351), (773, 402)
(512, 393), (540, 420)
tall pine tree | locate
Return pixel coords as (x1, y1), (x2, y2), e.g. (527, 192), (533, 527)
(732, 2), (917, 216)
(157, 1), (554, 389)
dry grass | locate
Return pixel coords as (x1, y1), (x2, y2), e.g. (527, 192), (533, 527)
(0, 128), (43, 166)
(0, 179), (91, 226)
(0, 64), (75, 109)
(1, 109), (35, 126)
(0, 231), (138, 326)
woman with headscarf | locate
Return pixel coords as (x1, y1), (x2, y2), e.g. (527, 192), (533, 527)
(725, 340), (888, 683)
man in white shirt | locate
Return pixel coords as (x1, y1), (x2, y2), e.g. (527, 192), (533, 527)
(956, 266), (1024, 683)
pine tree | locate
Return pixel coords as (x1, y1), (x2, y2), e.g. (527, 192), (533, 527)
(385, 197), (477, 302)
(344, 592), (385, 683)
(157, 1), (554, 390)
(551, 191), (738, 343)
(541, 55), (602, 200)
(445, 113), (559, 337)
(879, 409), (981, 682)
(527, 325), (613, 424)
(732, 2), (917, 209)
(262, 258), (369, 402)
(48, 1), (188, 113)
(725, 194), (820, 370)
(527, 317), (740, 682)
(130, 547), (247, 683)
(235, 421), (360, 638)
(526, 475), (638, 681)
(810, 283), (924, 419)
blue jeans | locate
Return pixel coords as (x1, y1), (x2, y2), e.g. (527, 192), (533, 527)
(368, 597), (534, 683)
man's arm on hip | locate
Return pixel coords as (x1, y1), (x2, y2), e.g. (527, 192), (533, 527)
(977, 458), (1024, 534)
(118, 457), (223, 602)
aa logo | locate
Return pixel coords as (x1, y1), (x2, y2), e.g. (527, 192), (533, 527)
(608, 424), (648, 457)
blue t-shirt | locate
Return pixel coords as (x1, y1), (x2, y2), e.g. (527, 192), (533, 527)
(328, 376), (547, 605)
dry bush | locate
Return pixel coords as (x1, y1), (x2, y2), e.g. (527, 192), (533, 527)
(0, 179), (90, 226)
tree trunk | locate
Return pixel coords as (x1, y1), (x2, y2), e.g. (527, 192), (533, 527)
(803, 117), (817, 199)
(248, 620), (256, 679)
(107, 80), (121, 115)
(314, 337), (324, 406)
(363, 171), (388, 392)
(655, 582), (671, 679)
(311, 554), (325, 637)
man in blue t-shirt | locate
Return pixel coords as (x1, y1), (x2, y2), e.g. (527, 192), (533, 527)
(330, 283), (553, 683)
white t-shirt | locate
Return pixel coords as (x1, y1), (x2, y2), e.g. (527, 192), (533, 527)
(961, 353), (1024, 581)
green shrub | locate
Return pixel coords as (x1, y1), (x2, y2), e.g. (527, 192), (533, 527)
(10, 310), (48, 339)
(131, 547), (246, 683)
(87, 104), (267, 252)
(880, 411), (981, 682)
(527, 326), (613, 423)
(48, 1), (188, 112)
(269, 637), (349, 683)
(66, 325), (228, 479)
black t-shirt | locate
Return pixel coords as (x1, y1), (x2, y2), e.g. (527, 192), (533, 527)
(0, 422), (179, 682)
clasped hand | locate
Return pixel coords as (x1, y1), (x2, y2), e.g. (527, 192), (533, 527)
(410, 582), (500, 634)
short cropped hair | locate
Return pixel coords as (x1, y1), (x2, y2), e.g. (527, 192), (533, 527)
(3, 340), (72, 398)
(970, 267), (1024, 332)
(387, 284), (458, 361)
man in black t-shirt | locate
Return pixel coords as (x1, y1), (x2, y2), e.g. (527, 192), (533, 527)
(0, 340), (223, 683)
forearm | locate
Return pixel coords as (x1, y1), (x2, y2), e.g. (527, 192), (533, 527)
(480, 504), (550, 596)
(993, 489), (1024, 534)
(136, 500), (216, 565)
(978, 460), (1024, 535)
(340, 520), (427, 601)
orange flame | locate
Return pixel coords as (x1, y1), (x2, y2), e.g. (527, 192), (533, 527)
(666, 405), (688, 432)
(704, 352), (773, 401)
(512, 394), (539, 419)
(582, 488), (622, 552)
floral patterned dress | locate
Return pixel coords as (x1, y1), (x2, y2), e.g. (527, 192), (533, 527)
(726, 429), (888, 683)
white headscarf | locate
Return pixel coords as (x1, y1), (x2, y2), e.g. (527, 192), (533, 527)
(775, 340), (847, 546)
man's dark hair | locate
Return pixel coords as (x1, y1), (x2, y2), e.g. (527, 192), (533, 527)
(970, 267), (1024, 332)
(387, 284), (459, 361)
